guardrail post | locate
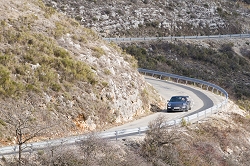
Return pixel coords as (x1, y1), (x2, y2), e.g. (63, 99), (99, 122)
(177, 79), (179, 83)
(115, 131), (118, 141)
(197, 112), (199, 124)
(30, 144), (33, 154)
(138, 127), (141, 135)
(160, 75), (162, 79)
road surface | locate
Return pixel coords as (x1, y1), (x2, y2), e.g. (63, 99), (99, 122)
(105, 76), (224, 132)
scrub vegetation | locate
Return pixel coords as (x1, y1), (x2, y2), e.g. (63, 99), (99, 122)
(121, 39), (250, 111)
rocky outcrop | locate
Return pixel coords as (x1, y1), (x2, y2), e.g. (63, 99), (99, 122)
(44, 0), (250, 37)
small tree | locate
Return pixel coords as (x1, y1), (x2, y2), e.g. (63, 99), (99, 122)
(3, 102), (53, 166)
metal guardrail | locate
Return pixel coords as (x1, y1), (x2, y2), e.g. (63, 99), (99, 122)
(138, 68), (228, 123)
(103, 34), (250, 42)
(0, 69), (228, 156)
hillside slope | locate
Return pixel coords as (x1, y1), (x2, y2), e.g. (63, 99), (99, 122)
(0, 0), (163, 145)
(0, 0), (250, 165)
(42, 0), (250, 104)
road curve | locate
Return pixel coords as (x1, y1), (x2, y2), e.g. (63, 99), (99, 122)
(106, 76), (225, 132)
(0, 76), (225, 155)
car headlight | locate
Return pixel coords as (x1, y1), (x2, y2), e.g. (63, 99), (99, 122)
(167, 103), (171, 106)
(182, 103), (187, 108)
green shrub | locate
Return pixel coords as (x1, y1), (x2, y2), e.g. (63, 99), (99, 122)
(53, 47), (70, 58)
(92, 46), (105, 58)
(23, 54), (34, 62)
(75, 16), (82, 21)
(1, 20), (6, 26)
(35, 66), (58, 84)
(103, 8), (111, 15)
(44, 5), (56, 18)
(25, 84), (40, 92)
(0, 65), (24, 96)
(37, 150), (44, 156)
(84, 28), (98, 39)
(101, 81), (108, 87)
(181, 118), (189, 127)
(104, 69), (111, 75)
(237, 100), (250, 112)
(0, 65), (11, 86)
(0, 53), (13, 63)
(203, 3), (209, 8)
(145, 21), (159, 28)
(51, 83), (61, 92)
(217, 7), (223, 13)
(54, 22), (69, 38)
(0, 119), (6, 126)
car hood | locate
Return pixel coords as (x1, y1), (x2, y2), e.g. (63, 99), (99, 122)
(168, 102), (185, 106)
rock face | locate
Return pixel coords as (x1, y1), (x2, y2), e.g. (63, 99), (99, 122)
(0, 0), (163, 143)
(44, 0), (250, 37)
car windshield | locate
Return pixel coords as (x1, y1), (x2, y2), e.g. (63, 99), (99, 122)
(170, 96), (186, 102)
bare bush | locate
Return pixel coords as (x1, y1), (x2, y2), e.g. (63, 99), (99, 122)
(79, 134), (119, 165)
(140, 116), (181, 165)
(28, 146), (83, 166)
(240, 47), (250, 59)
(2, 101), (55, 166)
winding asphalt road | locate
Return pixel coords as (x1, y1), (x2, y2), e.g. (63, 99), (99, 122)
(0, 76), (225, 155)
(105, 76), (225, 132)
